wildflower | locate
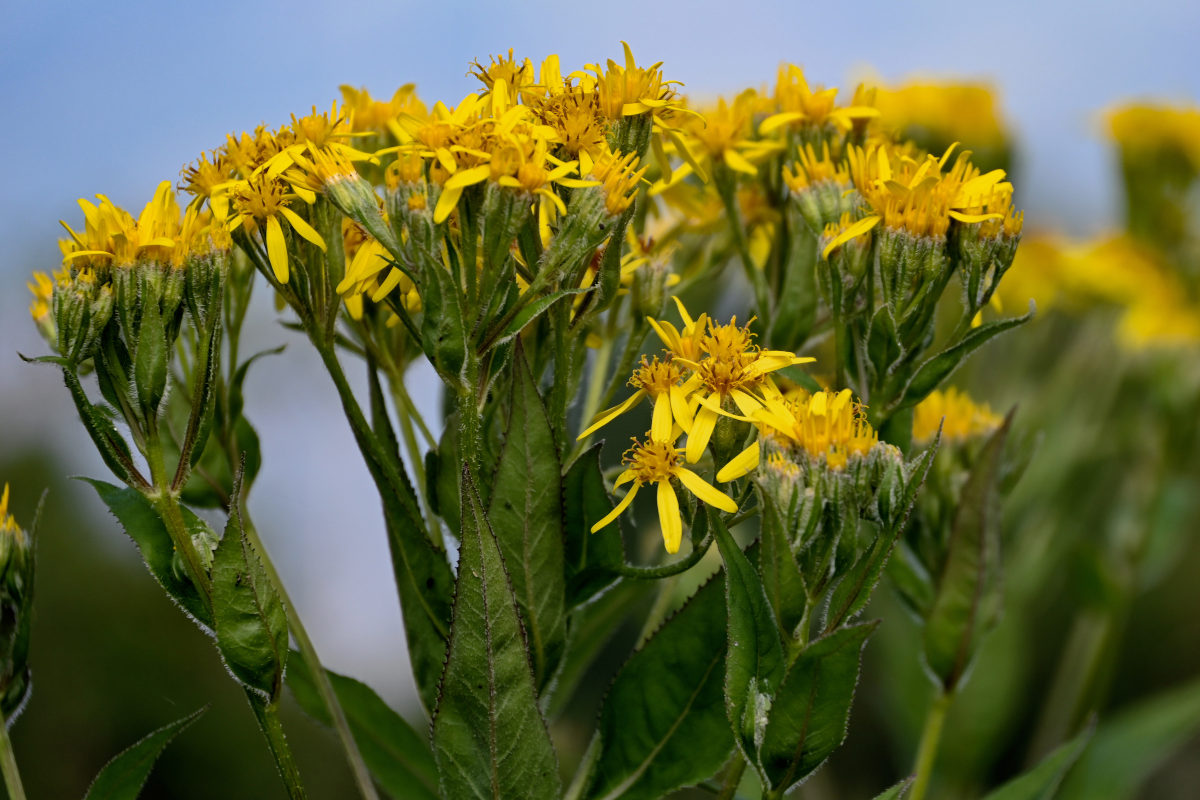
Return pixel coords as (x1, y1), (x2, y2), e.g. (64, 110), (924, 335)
(225, 172), (326, 283)
(683, 90), (782, 176)
(754, 389), (879, 470)
(874, 82), (1008, 155)
(578, 356), (695, 442)
(913, 388), (1001, 444)
(646, 296), (709, 362)
(587, 42), (683, 122)
(591, 436), (737, 554)
(589, 146), (646, 216)
(760, 65), (879, 134)
(673, 315), (813, 463)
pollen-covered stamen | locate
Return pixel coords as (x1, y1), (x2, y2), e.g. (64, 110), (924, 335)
(629, 356), (684, 396)
(231, 174), (291, 224)
(623, 439), (683, 485)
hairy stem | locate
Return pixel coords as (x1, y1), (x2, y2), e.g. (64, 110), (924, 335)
(910, 689), (952, 800)
(0, 712), (27, 800)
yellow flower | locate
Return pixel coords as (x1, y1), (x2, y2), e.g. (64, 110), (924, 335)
(586, 42), (683, 122)
(60, 182), (183, 268)
(339, 84), (427, 136)
(578, 356), (696, 442)
(874, 82), (1007, 152)
(225, 172), (326, 283)
(683, 90), (782, 176)
(28, 271), (55, 323)
(1107, 103), (1200, 167)
(647, 296), (709, 362)
(673, 315), (813, 463)
(591, 436), (737, 554)
(753, 389), (878, 470)
(913, 388), (1001, 444)
(0, 484), (23, 539)
(760, 65), (880, 135)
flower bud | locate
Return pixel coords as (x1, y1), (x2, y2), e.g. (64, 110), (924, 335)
(0, 484), (35, 723)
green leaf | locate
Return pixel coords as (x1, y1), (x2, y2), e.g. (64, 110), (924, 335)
(562, 443), (625, 607)
(212, 479), (288, 699)
(982, 725), (1091, 800)
(286, 653), (439, 800)
(83, 707), (205, 800)
(63, 370), (139, 487)
(922, 414), (1011, 691)
(872, 777), (914, 800)
(432, 469), (560, 800)
(758, 622), (878, 792)
(758, 496), (807, 642)
(587, 574), (733, 800)
(1058, 677), (1200, 800)
(487, 343), (567, 688)
(83, 479), (211, 628)
(419, 264), (467, 382)
(483, 288), (587, 352)
(769, 213), (818, 349)
(901, 306), (1033, 408)
(713, 513), (785, 767)
(183, 317), (222, 469)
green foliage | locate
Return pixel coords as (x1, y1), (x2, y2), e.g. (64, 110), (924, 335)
(981, 726), (1091, 800)
(713, 513), (785, 768)
(587, 574), (733, 800)
(83, 707), (205, 800)
(1059, 678), (1200, 800)
(286, 655), (439, 800)
(758, 623), (878, 792)
(212, 488), (287, 699)
(487, 345), (567, 688)
(562, 443), (625, 607)
(922, 416), (1011, 691)
(83, 479), (211, 628)
(431, 469), (560, 800)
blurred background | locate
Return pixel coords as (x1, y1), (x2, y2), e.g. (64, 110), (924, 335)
(3, 1), (1200, 797)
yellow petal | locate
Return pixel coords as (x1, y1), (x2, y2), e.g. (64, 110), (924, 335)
(591, 483), (639, 533)
(265, 216), (289, 283)
(657, 481), (683, 554)
(716, 441), (760, 483)
(444, 163), (491, 190)
(822, 215), (880, 259)
(670, 383), (695, 433)
(686, 404), (718, 463)
(433, 185), (463, 224)
(278, 206), (327, 251)
(723, 148), (758, 176)
(677, 468), (738, 513)
(577, 390), (646, 440)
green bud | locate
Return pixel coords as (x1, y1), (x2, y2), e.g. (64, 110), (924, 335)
(171, 522), (218, 585)
(328, 172), (400, 255)
(630, 257), (671, 320)
(0, 485), (35, 723)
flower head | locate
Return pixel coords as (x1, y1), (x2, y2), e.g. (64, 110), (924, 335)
(591, 436), (737, 553)
(913, 388), (1001, 444)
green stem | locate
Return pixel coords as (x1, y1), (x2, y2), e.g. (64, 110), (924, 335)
(144, 432), (214, 607)
(910, 689), (952, 800)
(0, 713), (27, 800)
(248, 693), (307, 800)
(614, 533), (714, 579)
(716, 755), (748, 800)
(241, 513), (379, 800)
(716, 171), (771, 325)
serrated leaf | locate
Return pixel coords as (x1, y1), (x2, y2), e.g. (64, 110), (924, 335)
(420, 264), (467, 382)
(83, 479), (211, 628)
(64, 370), (139, 487)
(286, 653), (438, 800)
(713, 513), (785, 766)
(83, 707), (205, 800)
(902, 307), (1033, 408)
(432, 469), (560, 800)
(982, 725), (1091, 800)
(923, 415), (1011, 691)
(587, 574), (733, 800)
(212, 477), (288, 698)
(562, 443), (625, 607)
(758, 622), (878, 792)
(1058, 677), (1200, 800)
(758, 496), (807, 642)
(487, 343), (566, 688)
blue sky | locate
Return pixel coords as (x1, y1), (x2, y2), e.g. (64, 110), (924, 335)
(2, 0), (1198, 704)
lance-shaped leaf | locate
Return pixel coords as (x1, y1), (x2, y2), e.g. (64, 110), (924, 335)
(83, 479), (212, 629)
(133, 288), (169, 418)
(83, 707), (205, 800)
(757, 495), (807, 642)
(769, 211), (818, 349)
(432, 469), (560, 800)
(487, 344), (566, 688)
(365, 360), (454, 715)
(212, 475), (288, 699)
(287, 654), (439, 800)
(758, 622), (878, 792)
(982, 725), (1091, 800)
(713, 513), (785, 766)
(419, 263), (467, 382)
(923, 414), (1011, 691)
(901, 306), (1033, 408)
(587, 574), (733, 800)
(1059, 677), (1200, 800)
(562, 443), (625, 607)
